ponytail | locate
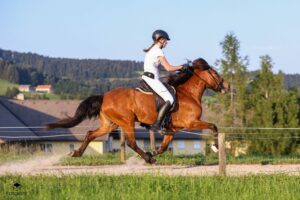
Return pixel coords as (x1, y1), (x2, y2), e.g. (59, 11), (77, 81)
(143, 43), (155, 52)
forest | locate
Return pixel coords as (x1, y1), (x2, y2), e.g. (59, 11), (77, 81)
(0, 49), (143, 98)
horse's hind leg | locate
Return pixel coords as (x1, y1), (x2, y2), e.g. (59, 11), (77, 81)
(69, 113), (118, 157)
(122, 125), (156, 164)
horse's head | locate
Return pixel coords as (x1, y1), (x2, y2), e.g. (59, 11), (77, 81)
(191, 58), (230, 94)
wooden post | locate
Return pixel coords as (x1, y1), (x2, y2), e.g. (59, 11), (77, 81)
(149, 130), (156, 151)
(218, 133), (226, 176)
(120, 129), (126, 162)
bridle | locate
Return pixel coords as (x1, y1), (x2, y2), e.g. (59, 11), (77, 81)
(187, 66), (224, 91)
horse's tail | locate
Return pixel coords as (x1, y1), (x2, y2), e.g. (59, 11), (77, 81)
(45, 95), (103, 130)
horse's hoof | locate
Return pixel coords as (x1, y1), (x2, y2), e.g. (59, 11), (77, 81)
(151, 151), (159, 157)
(149, 157), (157, 164)
(146, 152), (153, 157)
(145, 152), (156, 164)
(211, 145), (219, 153)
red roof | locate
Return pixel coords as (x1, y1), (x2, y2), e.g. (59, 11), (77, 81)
(36, 85), (52, 89)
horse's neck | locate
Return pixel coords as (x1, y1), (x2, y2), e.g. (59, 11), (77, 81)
(177, 77), (206, 104)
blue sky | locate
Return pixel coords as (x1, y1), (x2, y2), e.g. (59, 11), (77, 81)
(1, 0), (299, 73)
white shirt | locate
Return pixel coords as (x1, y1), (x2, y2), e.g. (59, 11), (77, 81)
(143, 44), (164, 79)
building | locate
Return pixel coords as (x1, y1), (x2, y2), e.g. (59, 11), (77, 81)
(15, 93), (25, 100)
(18, 85), (34, 92)
(0, 98), (107, 155)
(111, 127), (206, 155)
(35, 85), (52, 93)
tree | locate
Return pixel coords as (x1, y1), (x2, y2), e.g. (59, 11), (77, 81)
(5, 87), (19, 98)
(247, 55), (300, 155)
(217, 32), (249, 126)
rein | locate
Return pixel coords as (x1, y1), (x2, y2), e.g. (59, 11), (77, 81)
(187, 67), (223, 91)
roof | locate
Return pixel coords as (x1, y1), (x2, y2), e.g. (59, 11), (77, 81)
(36, 85), (52, 89)
(0, 98), (107, 142)
(0, 101), (37, 142)
(19, 85), (32, 88)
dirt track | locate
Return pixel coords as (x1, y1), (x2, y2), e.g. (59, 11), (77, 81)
(35, 164), (300, 176)
(1, 156), (300, 176)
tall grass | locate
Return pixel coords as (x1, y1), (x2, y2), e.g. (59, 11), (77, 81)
(0, 174), (299, 200)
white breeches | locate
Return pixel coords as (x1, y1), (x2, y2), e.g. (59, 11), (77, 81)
(142, 75), (174, 105)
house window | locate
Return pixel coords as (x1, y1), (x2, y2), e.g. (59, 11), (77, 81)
(144, 140), (150, 150)
(178, 141), (185, 149)
(40, 144), (46, 151)
(193, 141), (201, 149)
(46, 144), (53, 152)
(69, 144), (75, 151)
(40, 143), (53, 152)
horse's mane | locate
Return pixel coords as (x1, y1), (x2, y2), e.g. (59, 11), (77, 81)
(166, 70), (194, 87)
(166, 58), (211, 87)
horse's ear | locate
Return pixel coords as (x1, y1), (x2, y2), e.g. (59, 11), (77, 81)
(192, 58), (210, 70)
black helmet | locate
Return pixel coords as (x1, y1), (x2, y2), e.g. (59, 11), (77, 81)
(152, 30), (170, 41)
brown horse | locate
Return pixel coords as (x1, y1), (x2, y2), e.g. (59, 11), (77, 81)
(46, 58), (230, 164)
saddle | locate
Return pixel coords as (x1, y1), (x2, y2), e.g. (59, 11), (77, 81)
(136, 79), (179, 131)
(136, 79), (178, 113)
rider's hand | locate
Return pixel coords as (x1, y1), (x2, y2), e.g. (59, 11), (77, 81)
(180, 64), (190, 72)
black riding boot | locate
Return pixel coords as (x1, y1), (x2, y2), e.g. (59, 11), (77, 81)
(151, 101), (171, 132)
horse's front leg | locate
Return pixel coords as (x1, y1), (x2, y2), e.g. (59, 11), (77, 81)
(188, 120), (219, 152)
(152, 134), (174, 156)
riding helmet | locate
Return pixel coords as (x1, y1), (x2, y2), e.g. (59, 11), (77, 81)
(152, 30), (170, 41)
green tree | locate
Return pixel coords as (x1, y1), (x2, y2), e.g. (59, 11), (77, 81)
(248, 55), (300, 155)
(5, 87), (19, 98)
(217, 32), (249, 126)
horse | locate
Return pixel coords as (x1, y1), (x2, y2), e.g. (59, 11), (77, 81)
(45, 58), (230, 164)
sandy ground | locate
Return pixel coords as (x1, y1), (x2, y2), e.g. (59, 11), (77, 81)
(1, 156), (300, 176)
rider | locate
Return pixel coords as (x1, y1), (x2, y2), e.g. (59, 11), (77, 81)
(142, 30), (186, 132)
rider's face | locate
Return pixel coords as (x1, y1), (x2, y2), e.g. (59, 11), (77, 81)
(158, 38), (168, 48)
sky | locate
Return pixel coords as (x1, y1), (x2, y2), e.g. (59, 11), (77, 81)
(0, 0), (300, 74)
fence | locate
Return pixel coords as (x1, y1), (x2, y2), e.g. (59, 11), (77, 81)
(1, 126), (300, 175)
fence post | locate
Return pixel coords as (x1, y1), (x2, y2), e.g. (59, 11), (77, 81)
(218, 132), (226, 176)
(120, 129), (126, 162)
(149, 130), (156, 151)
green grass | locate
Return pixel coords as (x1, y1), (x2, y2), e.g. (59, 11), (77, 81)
(23, 92), (61, 100)
(58, 152), (300, 166)
(0, 174), (299, 200)
(1, 152), (300, 166)
(59, 153), (123, 166)
(44, 93), (61, 100)
(0, 153), (32, 165)
(0, 79), (18, 96)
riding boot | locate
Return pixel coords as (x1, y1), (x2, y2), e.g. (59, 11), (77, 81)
(151, 101), (171, 132)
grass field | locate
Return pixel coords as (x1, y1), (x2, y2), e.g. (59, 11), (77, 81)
(0, 79), (18, 96)
(0, 174), (299, 200)
(59, 152), (300, 166)
(2, 152), (300, 166)
(22, 92), (61, 100)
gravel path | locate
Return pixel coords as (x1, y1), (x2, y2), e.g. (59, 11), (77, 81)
(1, 156), (300, 176)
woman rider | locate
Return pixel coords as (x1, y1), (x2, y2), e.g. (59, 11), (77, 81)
(142, 30), (187, 132)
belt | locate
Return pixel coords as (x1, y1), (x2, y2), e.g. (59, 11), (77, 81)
(143, 72), (155, 79)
